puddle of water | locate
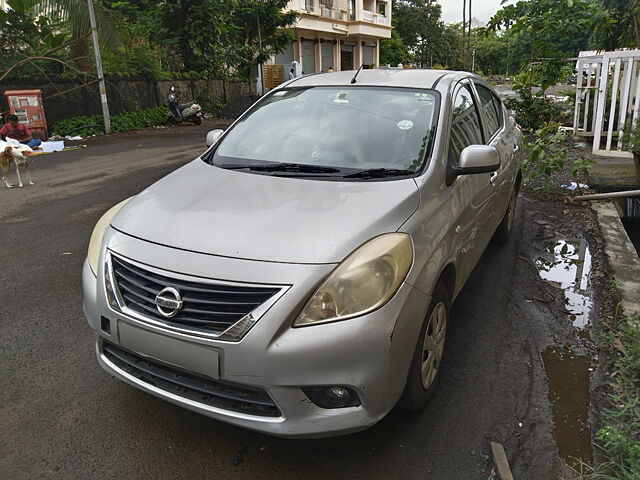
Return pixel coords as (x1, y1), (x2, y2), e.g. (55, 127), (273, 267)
(535, 239), (592, 329)
(542, 346), (593, 467)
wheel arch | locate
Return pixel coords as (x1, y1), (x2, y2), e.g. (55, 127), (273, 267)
(435, 262), (457, 302)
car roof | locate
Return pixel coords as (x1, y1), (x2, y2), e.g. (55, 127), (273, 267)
(285, 68), (471, 90)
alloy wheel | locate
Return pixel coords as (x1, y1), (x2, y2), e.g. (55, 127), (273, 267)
(421, 302), (447, 389)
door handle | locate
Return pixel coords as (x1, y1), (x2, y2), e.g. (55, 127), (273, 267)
(490, 171), (498, 184)
(513, 144), (520, 153)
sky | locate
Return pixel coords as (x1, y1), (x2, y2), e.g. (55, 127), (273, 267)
(439, 0), (515, 25)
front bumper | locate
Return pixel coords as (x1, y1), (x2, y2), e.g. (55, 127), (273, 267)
(82, 229), (430, 437)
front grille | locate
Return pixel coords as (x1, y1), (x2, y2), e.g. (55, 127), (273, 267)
(103, 341), (281, 417)
(110, 256), (280, 335)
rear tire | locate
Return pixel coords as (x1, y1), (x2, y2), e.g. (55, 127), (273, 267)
(400, 281), (450, 411)
(191, 115), (202, 125)
(493, 185), (518, 244)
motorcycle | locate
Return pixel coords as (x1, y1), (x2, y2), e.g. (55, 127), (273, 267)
(167, 86), (203, 125)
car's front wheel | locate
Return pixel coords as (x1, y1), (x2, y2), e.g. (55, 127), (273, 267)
(400, 281), (450, 410)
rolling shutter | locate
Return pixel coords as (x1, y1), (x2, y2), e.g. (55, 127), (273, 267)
(363, 45), (374, 66)
(274, 43), (294, 65)
(321, 41), (334, 72)
(302, 40), (316, 74)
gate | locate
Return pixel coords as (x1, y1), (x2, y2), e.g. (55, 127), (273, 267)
(573, 50), (640, 157)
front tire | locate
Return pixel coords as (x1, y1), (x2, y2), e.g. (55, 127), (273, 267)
(400, 281), (450, 411)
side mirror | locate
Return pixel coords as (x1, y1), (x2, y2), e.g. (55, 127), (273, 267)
(206, 129), (224, 147)
(456, 145), (500, 175)
(446, 145), (500, 186)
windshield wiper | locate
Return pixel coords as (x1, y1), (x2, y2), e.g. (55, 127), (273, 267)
(343, 168), (415, 179)
(221, 162), (341, 174)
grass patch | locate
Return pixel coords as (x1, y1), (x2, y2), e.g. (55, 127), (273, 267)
(580, 314), (640, 479)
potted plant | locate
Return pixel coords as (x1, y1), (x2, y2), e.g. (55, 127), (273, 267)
(620, 119), (640, 183)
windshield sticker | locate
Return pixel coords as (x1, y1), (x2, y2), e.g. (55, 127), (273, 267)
(397, 120), (414, 130)
(334, 92), (349, 104)
(415, 93), (433, 103)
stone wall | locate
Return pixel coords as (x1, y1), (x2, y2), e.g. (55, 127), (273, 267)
(0, 78), (250, 127)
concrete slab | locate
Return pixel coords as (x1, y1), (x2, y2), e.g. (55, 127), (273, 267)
(592, 201), (640, 318)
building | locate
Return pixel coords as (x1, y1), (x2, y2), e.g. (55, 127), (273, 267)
(273, 0), (392, 73)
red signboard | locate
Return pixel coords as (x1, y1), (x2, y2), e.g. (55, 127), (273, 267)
(4, 89), (48, 138)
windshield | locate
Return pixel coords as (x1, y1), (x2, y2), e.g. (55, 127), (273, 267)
(206, 86), (439, 179)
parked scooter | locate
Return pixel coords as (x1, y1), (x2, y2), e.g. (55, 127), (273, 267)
(167, 86), (203, 125)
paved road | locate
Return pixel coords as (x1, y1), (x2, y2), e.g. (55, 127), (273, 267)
(1, 123), (581, 479)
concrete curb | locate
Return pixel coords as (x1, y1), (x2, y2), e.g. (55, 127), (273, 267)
(592, 201), (640, 318)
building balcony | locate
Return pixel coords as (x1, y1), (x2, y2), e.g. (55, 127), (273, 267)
(295, 1), (390, 24)
(362, 10), (388, 25)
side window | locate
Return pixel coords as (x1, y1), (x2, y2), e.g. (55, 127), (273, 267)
(449, 84), (483, 164)
(475, 84), (501, 139)
(491, 92), (504, 127)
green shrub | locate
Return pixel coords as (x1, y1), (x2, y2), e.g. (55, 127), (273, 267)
(524, 122), (594, 179)
(505, 86), (561, 131)
(52, 106), (167, 137)
(590, 319), (640, 479)
(620, 119), (640, 154)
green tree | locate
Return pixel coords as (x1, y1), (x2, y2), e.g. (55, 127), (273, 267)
(601, 0), (640, 48)
(488, 0), (613, 91)
(380, 29), (412, 66)
(393, 0), (445, 67)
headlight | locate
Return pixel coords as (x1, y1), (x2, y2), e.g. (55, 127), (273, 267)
(294, 233), (413, 327)
(87, 198), (132, 276)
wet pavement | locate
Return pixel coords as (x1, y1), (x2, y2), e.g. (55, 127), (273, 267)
(0, 124), (609, 479)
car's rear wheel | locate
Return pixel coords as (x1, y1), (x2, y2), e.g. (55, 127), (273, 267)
(400, 281), (450, 411)
(493, 185), (518, 243)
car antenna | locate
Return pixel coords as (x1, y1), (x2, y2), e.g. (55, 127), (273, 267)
(351, 63), (365, 84)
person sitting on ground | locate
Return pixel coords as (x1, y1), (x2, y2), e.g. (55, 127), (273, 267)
(0, 114), (42, 148)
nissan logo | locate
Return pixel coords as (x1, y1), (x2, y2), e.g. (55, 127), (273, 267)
(155, 287), (183, 318)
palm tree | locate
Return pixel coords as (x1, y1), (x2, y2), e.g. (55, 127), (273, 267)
(14, 0), (122, 71)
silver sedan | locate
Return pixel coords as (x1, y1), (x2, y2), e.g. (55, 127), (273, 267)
(83, 68), (522, 437)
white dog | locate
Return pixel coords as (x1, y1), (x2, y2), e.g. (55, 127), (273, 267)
(0, 140), (34, 188)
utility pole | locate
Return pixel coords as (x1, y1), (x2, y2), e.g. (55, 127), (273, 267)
(472, 47), (476, 73)
(87, 0), (111, 134)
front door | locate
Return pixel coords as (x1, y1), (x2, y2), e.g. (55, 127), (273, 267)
(447, 82), (497, 286)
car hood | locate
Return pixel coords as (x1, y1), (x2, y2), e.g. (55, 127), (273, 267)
(111, 160), (420, 264)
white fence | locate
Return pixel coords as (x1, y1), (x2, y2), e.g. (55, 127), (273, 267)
(573, 50), (640, 158)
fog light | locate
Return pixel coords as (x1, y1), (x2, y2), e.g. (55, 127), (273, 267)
(302, 386), (361, 409)
(330, 387), (349, 399)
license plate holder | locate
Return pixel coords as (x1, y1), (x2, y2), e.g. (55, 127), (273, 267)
(118, 321), (219, 379)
